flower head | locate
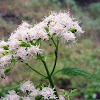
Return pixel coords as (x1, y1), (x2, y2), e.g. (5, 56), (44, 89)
(40, 86), (57, 100)
(59, 95), (65, 100)
(15, 47), (27, 60)
(43, 12), (84, 44)
(0, 55), (12, 67)
(7, 39), (20, 51)
(0, 68), (5, 79)
(20, 80), (35, 92)
(27, 45), (42, 57)
(21, 97), (34, 100)
(1, 90), (20, 100)
(0, 40), (7, 48)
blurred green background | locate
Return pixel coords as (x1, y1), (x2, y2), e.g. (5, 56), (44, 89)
(0, 0), (100, 99)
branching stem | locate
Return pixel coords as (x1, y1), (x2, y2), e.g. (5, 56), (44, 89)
(24, 62), (46, 78)
(39, 54), (59, 99)
(51, 37), (59, 75)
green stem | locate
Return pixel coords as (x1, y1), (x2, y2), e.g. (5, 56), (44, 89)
(39, 55), (59, 99)
(51, 37), (57, 47)
(51, 37), (59, 75)
(52, 69), (61, 76)
(24, 62), (46, 78)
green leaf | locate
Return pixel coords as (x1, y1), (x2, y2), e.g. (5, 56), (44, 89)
(49, 44), (52, 46)
(69, 89), (78, 96)
(35, 95), (43, 100)
(69, 28), (77, 33)
(1, 51), (8, 56)
(4, 67), (12, 73)
(10, 50), (13, 54)
(35, 38), (41, 45)
(36, 54), (44, 60)
(3, 46), (9, 50)
(19, 41), (30, 47)
(11, 55), (16, 64)
(61, 67), (93, 78)
(44, 26), (49, 33)
(52, 33), (56, 37)
(29, 40), (35, 45)
(60, 89), (68, 97)
(48, 54), (54, 58)
(45, 54), (54, 58)
(47, 34), (51, 40)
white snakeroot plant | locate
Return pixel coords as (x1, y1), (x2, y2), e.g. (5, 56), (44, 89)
(0, 11), (92, 100)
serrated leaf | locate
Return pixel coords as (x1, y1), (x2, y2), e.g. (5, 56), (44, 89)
(61, 67), (93, 78)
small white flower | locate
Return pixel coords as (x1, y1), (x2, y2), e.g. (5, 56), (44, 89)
(30, 89), (40, 97)
(20, 81), (35, 92)
(59, 95), (65, 100)
(21, 97), (34, 100)
(0, 48), (4, 55)
(0, 68), (5, 79)
(16, 47), (27, 60)
(72, 21), (84, 34)
(0, 40), (7, 48)
(2, 90), (20, 100)
(40, 86), (57, 100)
(29, 22), (48, 40)
(61, 32), (76, 43)
(8, 39), (20, 51)
(0, 55), (12, 67)
(49, 23), (64, 36)
(9, 21), (32, 42)
(27, 45), (42, 57)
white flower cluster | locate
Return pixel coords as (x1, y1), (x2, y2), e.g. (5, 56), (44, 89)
(40, 86), (57, 99)
(0, 22), (42, 78)
(0, 81), (58, 100)
(0, 91), (20, 100)
(0, 12), (84, 78)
